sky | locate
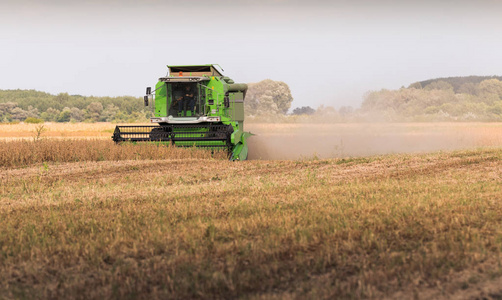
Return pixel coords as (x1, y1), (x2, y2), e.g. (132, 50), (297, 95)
(1, 0), (502, 109)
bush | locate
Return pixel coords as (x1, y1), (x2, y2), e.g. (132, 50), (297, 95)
(24, 117), (44, 124)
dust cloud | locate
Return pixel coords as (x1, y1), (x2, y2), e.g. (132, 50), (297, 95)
(246, 123), (502, 160)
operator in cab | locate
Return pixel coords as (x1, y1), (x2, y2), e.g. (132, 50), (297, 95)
(172, 85), (196, 116)
(183, 85), (195, 114)
(173, 87), (184, 114)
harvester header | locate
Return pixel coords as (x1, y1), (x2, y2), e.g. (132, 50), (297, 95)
(112, 64), (252, 160)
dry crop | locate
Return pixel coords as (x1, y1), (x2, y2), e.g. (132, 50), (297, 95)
(1, 146), (502, 299)
(0, 139), (227, 168)
(0, 122), (115, 140)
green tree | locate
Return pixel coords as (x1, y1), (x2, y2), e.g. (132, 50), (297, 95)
(101, 104), (119, 122)
(0, 102), (18, 122)
(70, 107), (84, 122)
(408, 82), (422, 89)
(458, 82), (478, 95)
(40, 108), (60, 122)
(478, 79), (502, 100)
(488, 101), (502, 115)
(57, 107), (72, 122)
(424, 81), (454, 91)
(10, 107), (28, 121)
(292, 106), (315, 115)
(86, 102), (103, 122)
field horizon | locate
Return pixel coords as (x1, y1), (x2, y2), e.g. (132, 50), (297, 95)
(1, 122), (502, 160)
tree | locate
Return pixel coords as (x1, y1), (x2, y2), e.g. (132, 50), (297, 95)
(424, 81), (454, 91)
(408, 82), (422, 89)
(245, 79), (293, 115)
(338, 106), (354, 117)
(57, 107), (72, 122)
(10, 107), (28, 121)
(488, 101), (502, 115)
(458, 82), (478, 95)
(70, 107), (84, 122)
(101, 104), (119, 122)
(0, 102), (18, 122)
(55, 92), (70, 104)
(25, 106), (39, 118)
(478, 79), (502, 99)
(86, 102), (103, 122)
(292, 106), (315, 115)
(40, 108), (61, 122)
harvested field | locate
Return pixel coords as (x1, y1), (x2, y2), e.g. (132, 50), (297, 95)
(1, 145), (502, 299)
(1, 122), (502, 299)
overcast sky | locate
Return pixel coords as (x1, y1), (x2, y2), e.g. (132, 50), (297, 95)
(1, 0), (502, 109)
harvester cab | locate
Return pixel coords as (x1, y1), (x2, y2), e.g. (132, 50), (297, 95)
(112, 64), (252, 161)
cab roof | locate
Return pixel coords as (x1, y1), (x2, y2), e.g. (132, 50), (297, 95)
(168, 64), (223, 77)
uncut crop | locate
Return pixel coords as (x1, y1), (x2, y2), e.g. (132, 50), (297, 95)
(1, 147), (502, 299)
(0, 139), (227, 168)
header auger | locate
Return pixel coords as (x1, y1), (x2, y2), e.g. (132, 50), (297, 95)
(112, 64), (252, 160)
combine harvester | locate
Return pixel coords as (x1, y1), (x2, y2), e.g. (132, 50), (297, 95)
(112, 64), (252, 160)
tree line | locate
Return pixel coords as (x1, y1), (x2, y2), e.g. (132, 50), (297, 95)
(361, 77), (502, 121)
(4, 76), (502, 123)
(0, 90), (149, 123)
(0, 80), (297, 123)
(288, 76), (502, 122)
(410, 76), (502, 93)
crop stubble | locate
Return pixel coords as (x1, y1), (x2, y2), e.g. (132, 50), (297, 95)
(0, 136), (502, 299)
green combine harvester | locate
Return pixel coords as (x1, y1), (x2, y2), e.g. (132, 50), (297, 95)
(112, 64), (252, 160)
